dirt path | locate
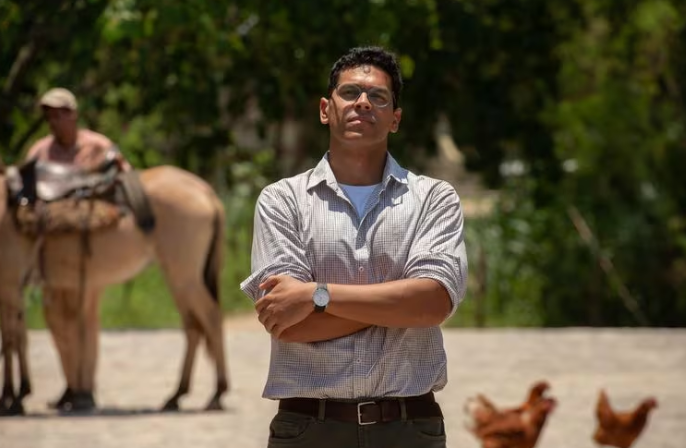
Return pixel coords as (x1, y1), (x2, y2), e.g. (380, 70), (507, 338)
(1, 319), (684, 448)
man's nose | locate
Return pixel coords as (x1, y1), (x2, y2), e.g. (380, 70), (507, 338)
(354, 92), (372, 110)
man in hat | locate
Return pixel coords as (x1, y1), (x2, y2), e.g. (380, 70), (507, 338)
(25, 87), (131, 172)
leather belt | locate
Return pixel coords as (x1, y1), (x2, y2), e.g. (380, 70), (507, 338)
(278, 392), (443, 425)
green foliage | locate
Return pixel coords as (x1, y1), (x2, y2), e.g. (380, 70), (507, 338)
(545, 0), (686, 326)
(451, 0), (686, 328)
(5, 0), (686, 328)
(447, 214), (548, 328)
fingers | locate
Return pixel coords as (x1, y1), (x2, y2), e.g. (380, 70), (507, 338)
(256, 301), (287, 337)
(256, 299), (276, 331)
(259, 275), (281, 291)
(257, 308), (268, 326)
(258, 311), (278, 336)
(255, 297), (267, 313)
(257, 308), (273, 333)
(256, 275), (282, 314)
(255, 275), (306, 337)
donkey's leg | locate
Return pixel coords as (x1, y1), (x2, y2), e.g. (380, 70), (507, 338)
(160, 273), (229, 412)
(42, 288), (82, 410)
(17, 311), (32, 401)
(0, 311), (16, 414)
(162, 310), (202, 411)
(146, 180), (229, 411)
(3, 305), (31, 416)
(0, 287), (21, 415)
(183, 204), (229, 410)
(172, 281), (229, 410)
(198, 301), (229, 411)
(0, 346), (16, 415)
(8, 303), (32, 415)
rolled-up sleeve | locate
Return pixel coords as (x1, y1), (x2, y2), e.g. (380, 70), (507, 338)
(240, 183), (313, 302)
(403, 181), (468, 319)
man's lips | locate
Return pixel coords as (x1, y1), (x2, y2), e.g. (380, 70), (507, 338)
(347, 115), (375, 124)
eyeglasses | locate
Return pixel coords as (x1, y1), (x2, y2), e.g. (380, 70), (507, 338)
(334, 83), (395, 108)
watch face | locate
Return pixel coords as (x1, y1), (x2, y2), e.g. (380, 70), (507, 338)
(313, 289), (329, 307)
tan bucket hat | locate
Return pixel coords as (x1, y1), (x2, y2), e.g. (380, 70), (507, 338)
(39, 87), (78, 110)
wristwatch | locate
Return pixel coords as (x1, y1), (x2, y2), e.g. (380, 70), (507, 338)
(312, 283), (330, 313)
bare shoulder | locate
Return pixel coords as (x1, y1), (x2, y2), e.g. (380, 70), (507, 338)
(25, 135), (53, 159)
(79, 129), (113, 148)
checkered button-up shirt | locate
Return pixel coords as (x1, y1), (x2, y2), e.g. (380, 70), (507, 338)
(240, 152), (468, 400)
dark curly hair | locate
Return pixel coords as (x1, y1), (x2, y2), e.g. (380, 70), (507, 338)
(327, 46), (403, 109)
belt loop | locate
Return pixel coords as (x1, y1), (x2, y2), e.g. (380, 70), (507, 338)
(399, 398), (407, 422)
(317, 399), (326, 422)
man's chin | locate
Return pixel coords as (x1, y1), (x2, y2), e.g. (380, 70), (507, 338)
(335, 134), (387, 149)
(342, 131), (365, 138)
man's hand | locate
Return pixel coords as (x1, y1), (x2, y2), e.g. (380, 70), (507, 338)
(255, 275), (316, 338)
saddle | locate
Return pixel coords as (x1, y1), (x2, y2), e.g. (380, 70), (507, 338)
(5, 158), (155, 237)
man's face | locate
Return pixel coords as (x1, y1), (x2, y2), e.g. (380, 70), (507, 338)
(320, 65), (402, 147)
(43, 107), (77, 139)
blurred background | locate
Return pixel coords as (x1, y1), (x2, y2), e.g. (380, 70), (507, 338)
(2, 0), (685, 329)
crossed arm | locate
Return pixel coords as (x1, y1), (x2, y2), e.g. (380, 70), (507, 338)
(277, 310), (369, 343)
(256, 276), (452, 343)
(244, 182), (466, 343)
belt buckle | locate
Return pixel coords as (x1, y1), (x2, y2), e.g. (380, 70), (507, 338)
(357, 401), (377, 425)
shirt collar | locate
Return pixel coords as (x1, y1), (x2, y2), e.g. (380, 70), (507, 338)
(307, 151), (408, 192)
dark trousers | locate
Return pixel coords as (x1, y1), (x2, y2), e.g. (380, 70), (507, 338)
(266, 409), (446, 448)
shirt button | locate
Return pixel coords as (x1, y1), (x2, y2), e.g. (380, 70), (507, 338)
(359, 266), (364, 272)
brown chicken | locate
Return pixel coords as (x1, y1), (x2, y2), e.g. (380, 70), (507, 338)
(464, 381), (556, 448)
(593, 389), (658, 448)
(465, 381), (551, 430)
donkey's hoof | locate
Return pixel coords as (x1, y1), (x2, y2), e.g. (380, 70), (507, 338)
(8, 400), (25, 416)
(18, 381), (32, 399)
(161, 399), (180, 412)
(0, 396), (13, 413)
(0, 400), (24, 416)
(204, 397), (224, 412)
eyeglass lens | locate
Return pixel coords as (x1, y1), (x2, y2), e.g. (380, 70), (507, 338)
(336, 84), (393, 107)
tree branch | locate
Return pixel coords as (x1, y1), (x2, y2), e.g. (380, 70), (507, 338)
(567, 205), (650, 326)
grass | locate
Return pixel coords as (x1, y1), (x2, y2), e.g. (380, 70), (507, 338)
(25, 260), (256, 330)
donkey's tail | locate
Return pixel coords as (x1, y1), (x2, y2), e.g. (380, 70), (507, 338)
(202, 199), (224, 304)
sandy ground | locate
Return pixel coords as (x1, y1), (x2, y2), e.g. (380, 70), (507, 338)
(1, 313), (684, 448)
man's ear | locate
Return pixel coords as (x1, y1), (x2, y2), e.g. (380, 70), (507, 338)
(320, 98), (329, 124)
(390, 108), (402, 133)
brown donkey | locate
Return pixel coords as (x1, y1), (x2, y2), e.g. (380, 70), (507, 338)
(0, 164), (229, 415)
